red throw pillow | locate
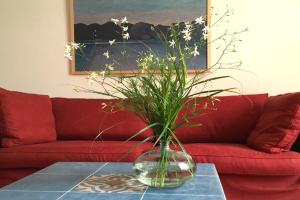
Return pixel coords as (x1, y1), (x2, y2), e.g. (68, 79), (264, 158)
(1, 91), (57, 147)
(247, 92), (300, 153)
(51, 98), (153, 141)
(175, 94), (269, 143)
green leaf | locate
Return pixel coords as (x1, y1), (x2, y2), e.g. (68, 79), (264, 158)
(118, 135), (156, 161)
(124, 122), (160, 142)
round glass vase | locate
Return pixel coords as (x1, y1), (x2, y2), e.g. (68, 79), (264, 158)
(133, 140), (196, 188)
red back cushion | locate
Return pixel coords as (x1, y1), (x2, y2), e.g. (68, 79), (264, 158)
(175, 94), (269, 143)
(247, 92), (300, 153)
(1, 91), (56, 147)
(51, 98), (154, 141)
(0, 88), (10, 147)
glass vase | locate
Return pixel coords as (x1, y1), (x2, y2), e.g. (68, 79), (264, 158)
(133, 140), (196, 188)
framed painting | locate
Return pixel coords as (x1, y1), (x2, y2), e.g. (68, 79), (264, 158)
(69, 0), (210, 75)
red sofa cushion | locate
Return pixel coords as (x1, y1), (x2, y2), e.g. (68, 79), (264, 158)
(1, 91), (56, 147)
(1, 140), (298, 176)
(0, 140), (153, 169)
(51, 98), (154, 141)
(181, 143), (300, 175)
(0, 88), (10, 147)
(220, 174), (300, 200)
(175, 94), (268, 143)
(247, 92), (300, 153)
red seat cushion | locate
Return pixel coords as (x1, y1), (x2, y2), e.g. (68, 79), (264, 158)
(1, 91), (56, 147)
(181, 143), (300, 175)
(176, 94), (268, 143)
(51, 98), (154, 141)
(0, 140), (153, 169)
(247, 92), (300, 153)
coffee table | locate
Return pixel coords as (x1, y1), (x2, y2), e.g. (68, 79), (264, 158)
(0, 162), (226, 200)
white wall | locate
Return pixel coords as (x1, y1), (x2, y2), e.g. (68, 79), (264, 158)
(0, 0), (299, 97)
(211, 0), (300, 95)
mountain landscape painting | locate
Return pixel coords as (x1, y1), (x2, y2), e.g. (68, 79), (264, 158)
(70, 0), (208, 74)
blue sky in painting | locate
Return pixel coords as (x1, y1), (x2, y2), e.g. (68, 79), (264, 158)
(74, 0), (206, 25)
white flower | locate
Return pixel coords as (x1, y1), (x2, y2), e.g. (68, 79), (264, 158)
(183, 33), (191, 41)
(184, 21), (192, 30)
(182, 22), (192, 41)
(121, 16), (128, 24)
(64, 53), (72, 60)
(142, 64), (148, 70)
(64, 44), (72, 60)
(169, 40), (176, 48)
(121, 50), (127, 56)
(108, 66), (114, 71)
(111, 18), (119, 25)
(103, 51), (110, 59)
(65, 44), (71, 51)
(168, 56), (176, 62)
(87, 72), (98, 85)
(109, 39), (116, 45)
(88, 72), (98, 79)
(195, 16), (205, 25)
(202, 26), (210, 34)
(122, 26), (128, 32)
(203, 32), (208, 40)
(145, 53), (153, 62)
(181, 29), (188, 35)
(123, 33), (130, 40)
(70, 42), (80, 50)
(99, 70), (105, 78)
(105, 63), (114, 71)
(181, 29), (190, 35)
(192, 46), (200, 57)
(202, 26), (209, 40)
(101, 102), (107, 109)
(65, 43), (85, 60)
(184, 46), (191, 51)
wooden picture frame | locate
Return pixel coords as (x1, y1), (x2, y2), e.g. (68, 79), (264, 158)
(68, 0), (211, 75)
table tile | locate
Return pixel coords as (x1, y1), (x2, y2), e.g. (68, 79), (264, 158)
(147, 175), (224, 196)
(142, 193), (225, 200)
(196, 164), (218, 176)
(95, 162), (133, 174)
(1, 162), (226, 200)
(37, 162), (105, 175)
(3, 173), (87, 191)
(61, 192), (143, 200)
(0, 191), (63, 200)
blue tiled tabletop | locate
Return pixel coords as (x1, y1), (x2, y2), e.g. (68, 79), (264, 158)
(0, 162), (226, 200)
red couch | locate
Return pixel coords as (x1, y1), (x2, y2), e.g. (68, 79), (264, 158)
(0, 91), (299, 200)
